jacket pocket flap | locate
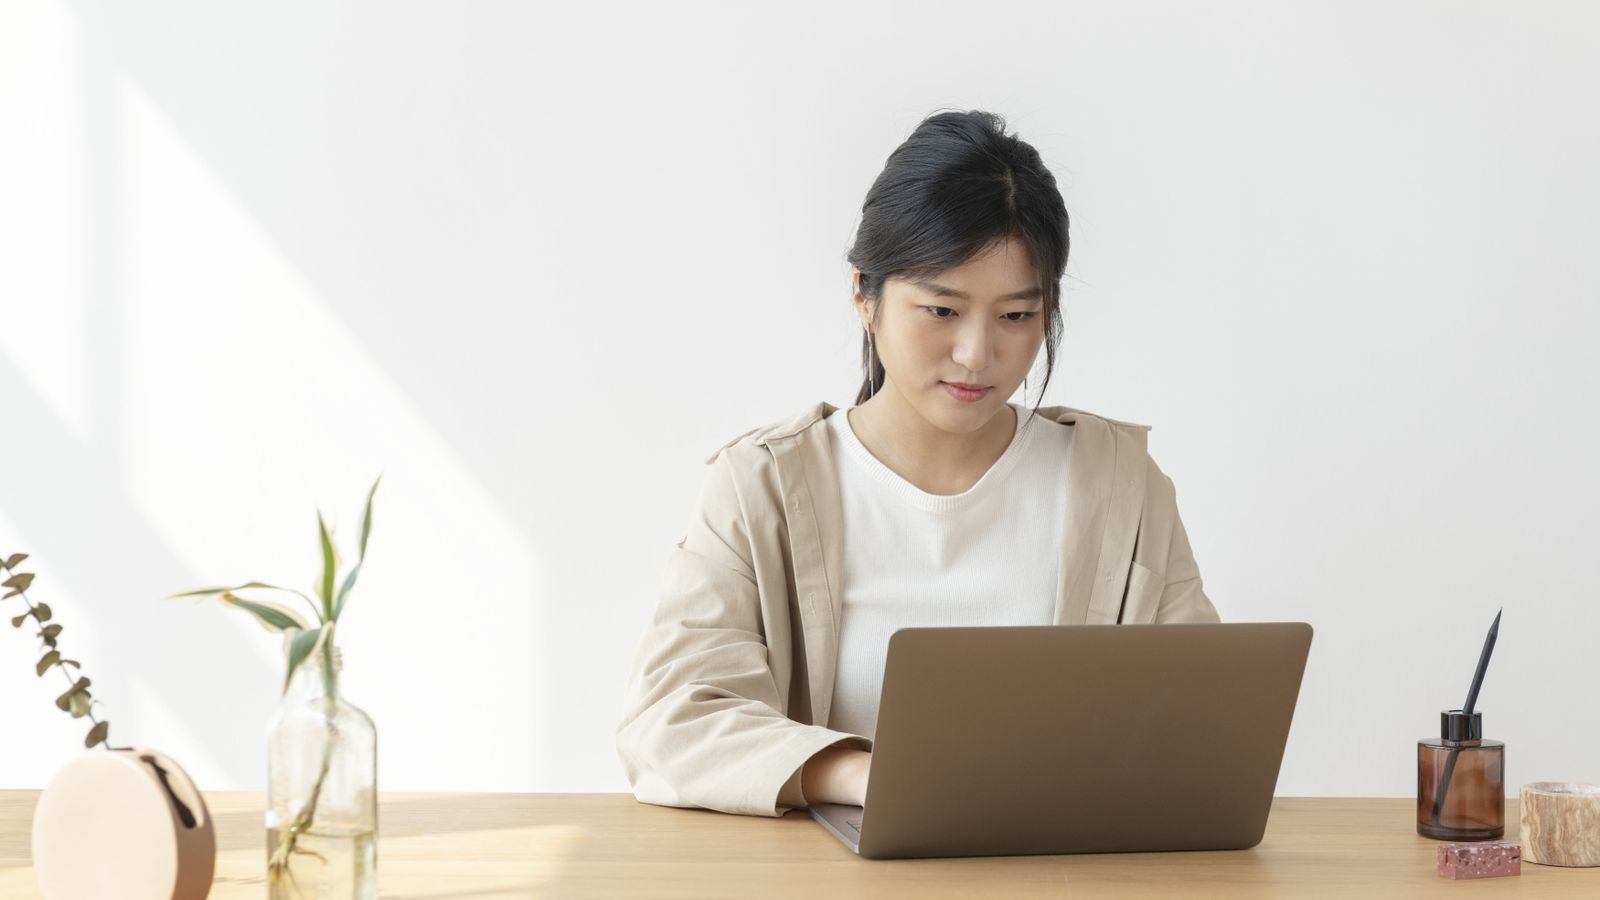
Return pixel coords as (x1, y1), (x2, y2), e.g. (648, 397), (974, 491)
(1119, 560), (1165, 624)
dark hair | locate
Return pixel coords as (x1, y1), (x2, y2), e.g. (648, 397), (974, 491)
(846, 109), (1070, 414)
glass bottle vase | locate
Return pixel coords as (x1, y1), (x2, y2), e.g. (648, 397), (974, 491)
(265, 641), (378, 898)
(1416, 736), (1505, 840)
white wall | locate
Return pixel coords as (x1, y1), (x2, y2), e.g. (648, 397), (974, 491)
(2, 0), (1596, 796)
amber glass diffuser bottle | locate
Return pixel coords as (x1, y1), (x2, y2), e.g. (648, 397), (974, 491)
(1417, 609), (1504, 840)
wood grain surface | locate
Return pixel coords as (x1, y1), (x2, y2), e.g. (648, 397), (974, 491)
(3, 792), (1598, 898)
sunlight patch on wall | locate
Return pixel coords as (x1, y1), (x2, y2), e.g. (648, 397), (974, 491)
(100, 46), (549, 788)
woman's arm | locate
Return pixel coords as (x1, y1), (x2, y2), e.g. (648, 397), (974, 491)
(616, 448), (871, 817)
(798, 745), (872, 807)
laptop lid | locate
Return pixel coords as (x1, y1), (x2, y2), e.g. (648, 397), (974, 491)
(820, 622), (1312, 859)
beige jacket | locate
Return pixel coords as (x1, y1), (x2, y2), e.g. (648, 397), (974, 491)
(615, 401), (1220, 818)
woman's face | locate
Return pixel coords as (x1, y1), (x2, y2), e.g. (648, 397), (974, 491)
(855, 235), (1047, 433)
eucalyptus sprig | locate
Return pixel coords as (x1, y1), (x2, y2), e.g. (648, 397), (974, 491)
(1, 552), (114, 749)
(169, 475), (380, 892)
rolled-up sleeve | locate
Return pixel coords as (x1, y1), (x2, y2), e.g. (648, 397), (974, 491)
(615, 449), (870, 817)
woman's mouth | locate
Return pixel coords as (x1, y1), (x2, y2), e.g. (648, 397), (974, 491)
(941, 382), (990, 403)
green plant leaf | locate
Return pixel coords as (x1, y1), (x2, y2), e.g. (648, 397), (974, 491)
(170, 580), (323, 622)
(3, 588), (23, 599)
(3, 572), (34, 592)
(170, 580), (300, 599)
(219, 592), (309, 632)
(40, 634), (57, 649)
(11, 604), (49, 626)
(332, 565), (359, 621)
(2, 553), (27, 569)
(42, 623), (62, 638)
(67, 691), (93, 718)
(36, 650), (60, 676)
(330, 477), (381, 622)
(173, 579), (313, 604)
(282, 626), (324, 695)
(85, 720), (109, 748)
(315, 512), (338, 616)
(168, 585), (231, 598)
(359, 476), (380, 563)
(55, 676), (90, 712)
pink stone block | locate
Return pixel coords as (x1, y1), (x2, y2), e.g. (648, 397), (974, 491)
(1437, 841), (1522, 879)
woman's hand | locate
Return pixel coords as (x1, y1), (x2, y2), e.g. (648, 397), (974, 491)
(800, 746), (873, 807)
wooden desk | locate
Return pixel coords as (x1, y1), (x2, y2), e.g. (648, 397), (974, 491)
(1, 792), (1594, 897)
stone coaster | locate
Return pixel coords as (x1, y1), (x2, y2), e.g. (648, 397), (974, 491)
(1437, 840), (1522, 879)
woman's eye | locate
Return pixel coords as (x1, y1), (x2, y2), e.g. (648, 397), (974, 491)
(921, 307), (1037, 322)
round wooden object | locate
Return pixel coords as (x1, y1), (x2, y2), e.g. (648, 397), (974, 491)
(1520, 781), (1600, 867)
(30, 747), (215, 899)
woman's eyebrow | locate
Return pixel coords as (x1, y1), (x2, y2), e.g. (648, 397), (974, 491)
(912, 279), (1044, 302)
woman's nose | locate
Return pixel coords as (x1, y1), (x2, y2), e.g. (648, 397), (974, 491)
(951, 322), (996, 373)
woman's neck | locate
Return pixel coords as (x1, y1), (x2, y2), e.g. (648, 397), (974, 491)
(846, 389), (1017, 496)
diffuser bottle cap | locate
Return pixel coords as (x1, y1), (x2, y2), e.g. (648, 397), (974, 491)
(1442, 709), (1483, 741)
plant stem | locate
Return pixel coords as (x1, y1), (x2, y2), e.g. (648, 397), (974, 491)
(268, 635), (341, 890)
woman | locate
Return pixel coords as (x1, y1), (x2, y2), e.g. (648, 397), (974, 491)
(616, 109), (1219, 819)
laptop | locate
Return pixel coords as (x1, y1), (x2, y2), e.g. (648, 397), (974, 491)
(809, 621), (1313, 859)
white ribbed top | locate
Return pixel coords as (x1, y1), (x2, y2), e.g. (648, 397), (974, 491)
(824, 402), (1074, 741)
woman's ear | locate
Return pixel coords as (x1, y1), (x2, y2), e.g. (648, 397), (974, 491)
(851, 271), (871, 331)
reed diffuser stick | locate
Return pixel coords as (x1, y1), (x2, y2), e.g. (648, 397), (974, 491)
(1432, 608), (1501, 826)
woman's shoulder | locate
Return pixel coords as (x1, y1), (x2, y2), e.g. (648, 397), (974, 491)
(700, 400), (838, 465)
(1031, 403), (1153, 434)
(701, 401), (1155, 466)
(1033, 405), (1171, 492)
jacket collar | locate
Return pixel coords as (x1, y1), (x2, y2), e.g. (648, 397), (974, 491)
(755, 400), (1152, 729)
